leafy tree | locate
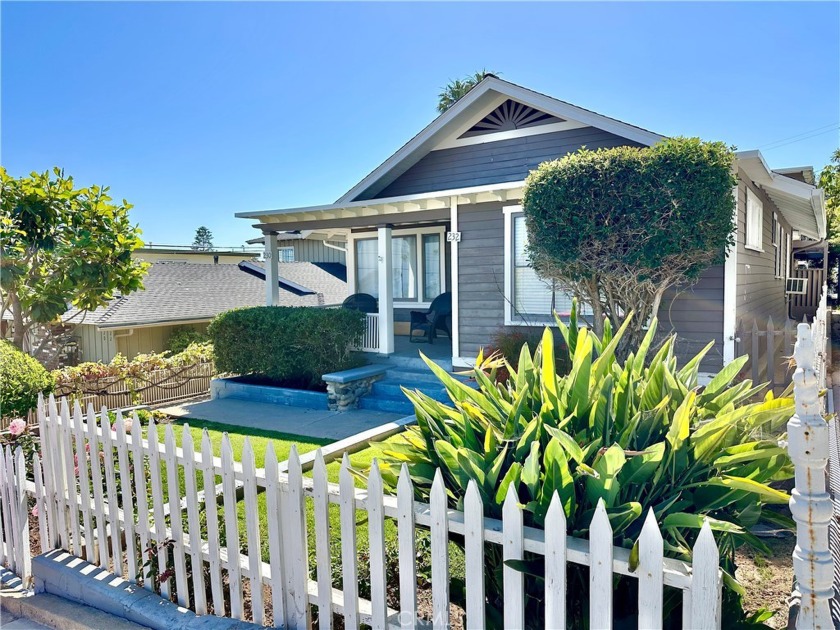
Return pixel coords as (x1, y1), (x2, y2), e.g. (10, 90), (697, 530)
(192, 225), (214, 251)
(818, 149), (840, 293)
(522, 137), (737, 354)
(437, 69), (499, 113)
(0, 167), (148, 353)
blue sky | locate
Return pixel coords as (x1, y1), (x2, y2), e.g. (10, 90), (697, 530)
(2, 2), (838, 246)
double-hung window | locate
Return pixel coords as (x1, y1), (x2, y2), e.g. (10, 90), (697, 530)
(504, 206), (591, 324)
(745, 188), (763, 251)
(352, 228), (444, 303)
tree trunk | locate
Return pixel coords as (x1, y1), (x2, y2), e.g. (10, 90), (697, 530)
(10, 294), (27, 350)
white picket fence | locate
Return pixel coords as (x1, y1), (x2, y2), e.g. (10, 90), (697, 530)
(0, 395), (726, 628)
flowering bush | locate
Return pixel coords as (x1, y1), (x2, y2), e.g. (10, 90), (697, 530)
(1, 419), (39, 471)
(0, 340), (54, 419)
(52, 342), (214, 402)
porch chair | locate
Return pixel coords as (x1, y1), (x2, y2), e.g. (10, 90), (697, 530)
(410, 292), (452, 344)
(341, 293), (378, 313)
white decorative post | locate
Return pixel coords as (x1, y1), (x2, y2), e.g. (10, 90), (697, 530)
(264, 231), (279, 306)
(788, 322), (834, 628)
(377, 225), (394, 355)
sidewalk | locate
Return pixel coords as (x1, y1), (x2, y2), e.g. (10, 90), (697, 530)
(160, 397), (408, 440)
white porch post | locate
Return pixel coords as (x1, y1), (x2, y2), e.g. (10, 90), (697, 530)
(264, 231), (279, 306)
(377, 225), (394, 354)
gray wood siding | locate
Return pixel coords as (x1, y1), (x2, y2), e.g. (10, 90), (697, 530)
(735, 170), (791, 329)
(277, 239), (346, 264)
(658, 265), (724, 372)
(457, 203), (507, 357)
(456, 203), (726, 371)
(362, 128), (643, 200)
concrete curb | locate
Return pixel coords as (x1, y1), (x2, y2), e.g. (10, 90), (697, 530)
(32, 551), (266, 629)
(1, 567), (147, 630)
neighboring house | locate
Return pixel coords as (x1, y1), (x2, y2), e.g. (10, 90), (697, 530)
(236, 77), (826, 376)
(133, 244), (263, 264)
(67, 261), (347, 363)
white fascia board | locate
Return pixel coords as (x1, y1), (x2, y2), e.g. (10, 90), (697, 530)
(235, 181), (525, 223)
(336, 77), (664, 204)
(98, 317), (213, 331)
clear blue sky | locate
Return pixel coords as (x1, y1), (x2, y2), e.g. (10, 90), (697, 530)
(2, 2), (838, 246)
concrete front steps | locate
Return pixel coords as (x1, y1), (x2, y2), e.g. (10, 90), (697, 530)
(360, 355), (475, 415)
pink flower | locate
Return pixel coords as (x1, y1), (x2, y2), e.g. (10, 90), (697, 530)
(85, 443), (91, 454)
(8, 419), (26, 437)
(74, 465), (79, 477)
(123, 418), (134, 434)
(98, 451), (105, 461)
(31, 505), (38, 518)
(74, 453), (79, 466)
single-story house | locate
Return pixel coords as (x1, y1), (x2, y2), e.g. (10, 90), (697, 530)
(67, 261), (347, 363)
(236, 76), (827, 377)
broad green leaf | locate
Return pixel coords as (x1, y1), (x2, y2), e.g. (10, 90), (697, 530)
(700, 355), (749, 402)
(495, 463), (522, 504)
(584, 443), (626, 507)
(662, 512), (744, 534)
(544, 426), (584, 463)
(522, 441), (541, 499)
(701, 476), (790, 504)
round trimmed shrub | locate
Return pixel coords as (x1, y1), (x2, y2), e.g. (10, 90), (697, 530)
(0, 341), (54, 419)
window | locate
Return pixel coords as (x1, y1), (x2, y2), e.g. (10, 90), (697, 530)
(772, 214), (784, 279)
(352, 229), (444, 302)
(745, 188), (763, 251)
(278, 247), (295, 263)
(505, 208), (591, 324)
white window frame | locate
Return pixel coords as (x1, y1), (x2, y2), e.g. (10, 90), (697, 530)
(347, 225), (446, 308)
(278, 246), (295, 263)
(745, 188), (764, 252)
(503, 205), (586, 326)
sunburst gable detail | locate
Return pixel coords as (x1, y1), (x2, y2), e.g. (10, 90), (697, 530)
(460, 99), (564, 138)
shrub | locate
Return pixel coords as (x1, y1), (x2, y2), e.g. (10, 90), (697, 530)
(168, 327), (208, 354)
(208, 307), (366, 389)
(376, 302), (794, 626)
(488, 327), (571, 382)
(0, 341), (54, 419)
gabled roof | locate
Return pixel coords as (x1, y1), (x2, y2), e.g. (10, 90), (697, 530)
(66, 262), (348, 330)
(337, 76), (665, 203)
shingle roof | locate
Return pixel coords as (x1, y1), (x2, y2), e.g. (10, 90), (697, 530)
(66, 261), (348, 329)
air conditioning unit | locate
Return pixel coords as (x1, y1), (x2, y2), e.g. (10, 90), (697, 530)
(785, 277), (808, 295)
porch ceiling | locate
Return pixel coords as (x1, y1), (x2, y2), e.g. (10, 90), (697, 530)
(737, 150), (826, 240)
(236, 181), (524, 232)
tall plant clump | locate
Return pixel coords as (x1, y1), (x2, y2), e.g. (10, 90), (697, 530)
(376, 303), (794, 627)
(522, 137), (737, 354)
(0, 340), (54, 419)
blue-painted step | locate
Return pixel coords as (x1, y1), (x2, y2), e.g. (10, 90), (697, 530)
(358, 367), (476, 415)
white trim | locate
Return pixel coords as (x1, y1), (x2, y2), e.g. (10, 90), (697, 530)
(236, 181), (525, 224)
(336, 77), (664, 203)
(433, 120), (590, 151)
(722, 186), (739, 365)
(502, 205), (521, 326)
(449, 196), (460, 361)
(265, 234), (280, 306)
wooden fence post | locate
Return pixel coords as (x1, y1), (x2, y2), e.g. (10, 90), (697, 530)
(788, 323), (834, 628)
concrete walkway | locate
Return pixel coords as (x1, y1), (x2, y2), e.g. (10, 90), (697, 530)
(160, 397), (408, 441)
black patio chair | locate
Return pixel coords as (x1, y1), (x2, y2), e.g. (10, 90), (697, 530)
(410, 292), (452, 344)
(342, 293), (378, 313)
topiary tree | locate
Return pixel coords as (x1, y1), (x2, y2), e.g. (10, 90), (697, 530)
(0, 167), (148, 354)
(522, 137), (737, 354)
(0, 340), (54, 418)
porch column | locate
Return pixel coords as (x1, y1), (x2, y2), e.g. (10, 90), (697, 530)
(377, 225), (394, 354)
(264, 231), (279, 306)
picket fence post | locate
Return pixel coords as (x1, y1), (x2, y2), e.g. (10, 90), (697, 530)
(788, 322), (834, 628)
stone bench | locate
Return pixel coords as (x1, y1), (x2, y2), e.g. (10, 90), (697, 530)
(322, 364), (388, 411)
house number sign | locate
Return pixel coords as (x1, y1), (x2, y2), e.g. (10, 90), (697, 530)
(446, 231), (462, 243)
